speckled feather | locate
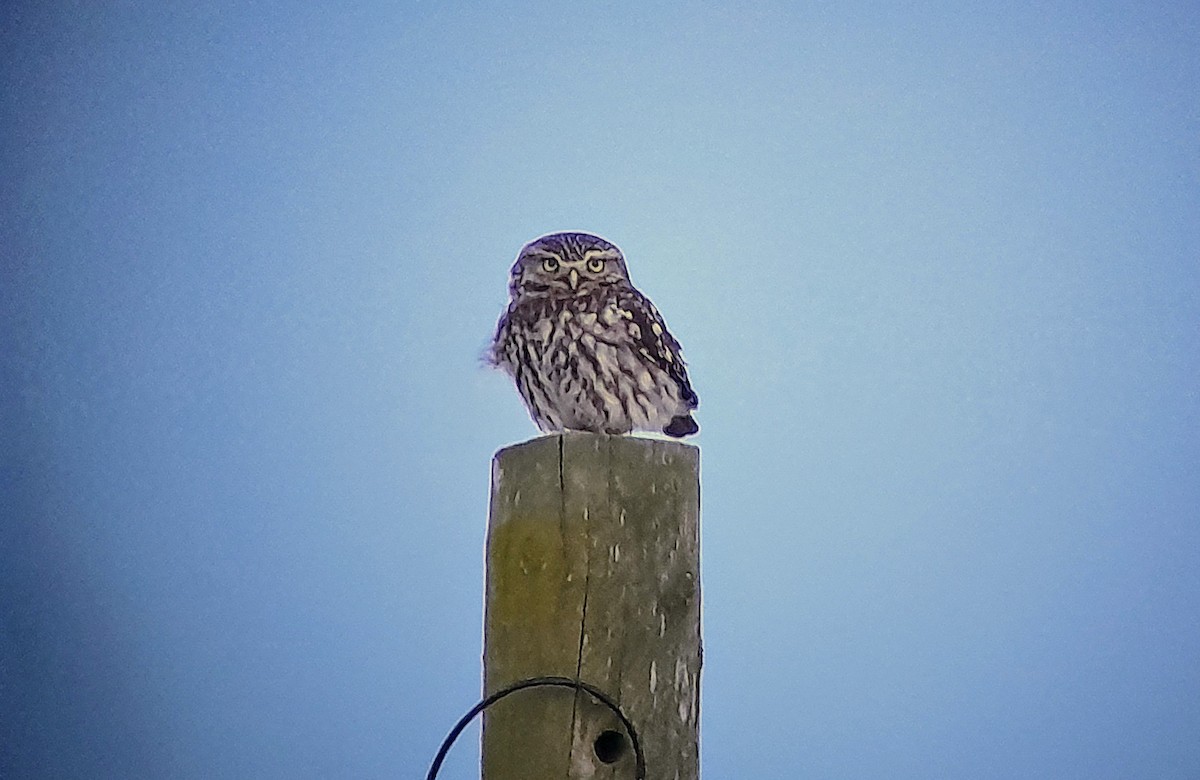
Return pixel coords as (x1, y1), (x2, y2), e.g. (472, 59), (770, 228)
(489, 232), (699, 437)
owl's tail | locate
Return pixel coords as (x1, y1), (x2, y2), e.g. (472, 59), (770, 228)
(663, 414), (699, 438)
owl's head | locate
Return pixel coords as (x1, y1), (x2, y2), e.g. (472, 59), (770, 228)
(509, 232), (631, 299)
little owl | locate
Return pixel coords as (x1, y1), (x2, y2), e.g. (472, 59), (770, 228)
(489, 232), (699, 437)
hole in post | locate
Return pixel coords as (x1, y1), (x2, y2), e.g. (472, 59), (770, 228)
(593, 730), (625, 764)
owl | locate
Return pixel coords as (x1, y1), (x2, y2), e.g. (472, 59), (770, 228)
(489, 232), (699, 438)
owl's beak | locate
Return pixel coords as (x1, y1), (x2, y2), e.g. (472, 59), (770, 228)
(567, 268), (580, 290)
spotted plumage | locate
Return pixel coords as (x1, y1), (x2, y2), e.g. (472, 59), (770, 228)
(489, 232), (699, 437)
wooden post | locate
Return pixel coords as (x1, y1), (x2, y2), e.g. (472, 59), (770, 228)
(483, 432), (701, 780)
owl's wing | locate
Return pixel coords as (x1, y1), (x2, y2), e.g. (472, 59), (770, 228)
(620, 290), (699, 409)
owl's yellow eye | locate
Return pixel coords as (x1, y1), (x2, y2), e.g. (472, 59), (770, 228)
(542, 257), (559, 272)
(586, 257), (605, 273)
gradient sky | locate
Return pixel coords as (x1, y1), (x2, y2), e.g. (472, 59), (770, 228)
(3, 2), (1198, 778)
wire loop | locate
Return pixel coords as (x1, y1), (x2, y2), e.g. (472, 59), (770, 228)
(426, 675), (645, 779)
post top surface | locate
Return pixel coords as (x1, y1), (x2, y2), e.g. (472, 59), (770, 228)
(493, 432), (699, 464)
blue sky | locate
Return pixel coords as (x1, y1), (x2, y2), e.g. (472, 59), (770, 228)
(3, 2), (1198, 777)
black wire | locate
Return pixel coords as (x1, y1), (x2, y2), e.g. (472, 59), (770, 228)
(425, 675), (646, 780)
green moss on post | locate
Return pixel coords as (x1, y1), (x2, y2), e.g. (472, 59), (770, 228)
(483, 433), (701, 780)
